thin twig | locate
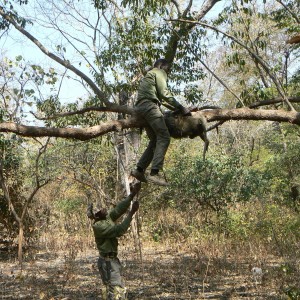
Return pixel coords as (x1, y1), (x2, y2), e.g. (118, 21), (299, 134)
(168, 18), (296, 111)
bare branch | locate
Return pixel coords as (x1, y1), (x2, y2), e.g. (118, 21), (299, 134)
(30, 104), (136, 120)
(182, 0), (193, 18)
(170, 0), (181, 15)
(249, 97), (300, 108)
(21, 179), (50, 221)
(0, 6), (110, 106)
(193, 0), (222, 23)
(169, 18), (296, 111)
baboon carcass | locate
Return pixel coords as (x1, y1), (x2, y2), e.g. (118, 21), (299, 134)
(164, 111), (209, 159)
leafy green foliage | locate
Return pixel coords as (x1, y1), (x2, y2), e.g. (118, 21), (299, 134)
(119, 0), (169, 19)
(211, 0), (300, 107)
(239, 82), (273, 106)
(0, 1), (30, 30)
(98, 15), (159, 91)
(283, 286), (300, 300)
(271, 0), (300, 33)
(167, 150), (268, 212)
(289, 70), (300, 96)
(92, 0), (206, 101)
(0, 56), (62, 122)
(263, 135), (300, 210)
(55, 197), (83, 214)
(183, 84), (204, 105)
(169, 28), (207, 89)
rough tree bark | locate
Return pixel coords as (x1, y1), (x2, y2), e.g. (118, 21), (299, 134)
(1, 107), (300, 140)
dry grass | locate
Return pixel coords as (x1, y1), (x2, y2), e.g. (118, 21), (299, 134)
(1, 204), (299, 299)
(0, 234), (299, 300)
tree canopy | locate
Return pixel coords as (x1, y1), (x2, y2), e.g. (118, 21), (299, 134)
(0, 0), (299, 140)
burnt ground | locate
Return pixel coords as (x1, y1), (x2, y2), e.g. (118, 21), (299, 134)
(0, 242), (298, 300)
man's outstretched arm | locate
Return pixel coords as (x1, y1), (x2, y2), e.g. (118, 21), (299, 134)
(93, 201), (140, 238)
(109, 182), (141, 221)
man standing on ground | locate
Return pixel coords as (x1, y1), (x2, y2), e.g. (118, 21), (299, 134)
(131, 58), (191, 186)
(87, 182), (141, 300)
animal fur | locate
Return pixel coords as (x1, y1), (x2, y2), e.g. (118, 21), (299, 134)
(164, 111), (209, 159)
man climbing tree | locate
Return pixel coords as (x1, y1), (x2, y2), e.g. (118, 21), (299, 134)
(87, 182), (141, 300)
(131, 58), (191, 186)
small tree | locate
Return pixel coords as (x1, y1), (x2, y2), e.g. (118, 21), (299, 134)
(0, 136), (51, 265)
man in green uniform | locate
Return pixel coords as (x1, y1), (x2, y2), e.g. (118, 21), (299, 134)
(87, 182), (141, 300)
(131, 58), (191, 186)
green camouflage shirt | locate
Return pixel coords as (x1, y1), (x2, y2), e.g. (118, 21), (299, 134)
(137, 68), (181, 110)
(92, 195), (133, 255)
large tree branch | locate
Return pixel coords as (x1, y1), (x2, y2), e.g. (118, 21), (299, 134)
(165, 0), (221, 62)
(1, 109), (300, 140)
(202, 108), (300, 123)
(0, 116), (142, 140)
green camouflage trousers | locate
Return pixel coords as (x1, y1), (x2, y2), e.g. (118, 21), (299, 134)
(136, 99), (170, 171)
(97, 257), (126, 300)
